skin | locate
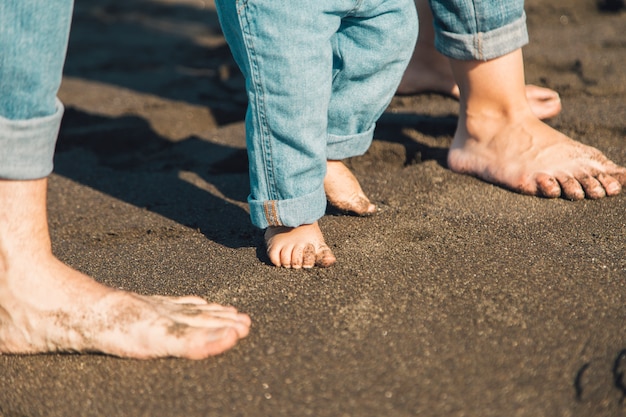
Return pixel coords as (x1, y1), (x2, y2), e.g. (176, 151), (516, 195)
(265, 222), (336, 269)
(0, 178), (251, 359)
(396, 0), (563, 121)
(265, 160), (375, 269)
(448, 49), (626, 200)
(264, 0), (625, 268)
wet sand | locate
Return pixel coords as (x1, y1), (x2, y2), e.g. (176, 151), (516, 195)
(1, 0), (625, 416)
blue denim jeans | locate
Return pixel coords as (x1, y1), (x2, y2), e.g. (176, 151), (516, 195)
(216, 0), (418, 228)
(429, 0), (528, 60)
(0, 0), (73, 180)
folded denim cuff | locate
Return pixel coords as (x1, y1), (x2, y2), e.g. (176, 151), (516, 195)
(435, 13), (529, 61)
(249, 183), (327, 229)
(326, 124), (375, 160)
(0, 98), (63, 180)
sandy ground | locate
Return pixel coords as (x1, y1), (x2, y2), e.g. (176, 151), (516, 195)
(1, 0), (625, 416)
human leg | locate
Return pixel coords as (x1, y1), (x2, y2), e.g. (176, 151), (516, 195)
(216, 0), (416, 267)
(324, 0), (418, 216)
(396, 0), (561, 120)
(0, 179), (250, 358)
(215, 0), (340, 267)
(0, 0), (250, 358)
(430, 0), (626, 199)
(447, 49), (625, 199)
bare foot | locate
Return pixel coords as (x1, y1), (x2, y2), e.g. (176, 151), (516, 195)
(0, 257), (251, 359)
(0, 178), (250, 359)
(265, 222), (336, 268)
(448, 112), (626, 200)
(324, 160), (377, 216)
(396, 35), (562, 120)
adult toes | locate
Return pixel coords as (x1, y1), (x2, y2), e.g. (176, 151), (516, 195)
(596, 173), (622, 196)
(578, 174), (606, 199)
(184, 327), (242, 360)
(611, 171), (626, 187)
(556, 175), (585, 201)
(535, 173), (561, 198)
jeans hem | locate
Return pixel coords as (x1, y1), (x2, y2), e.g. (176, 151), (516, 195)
(249, 184), (327, 229)
(435, 13), (529, 61)
(0, 98), (63, 180)
(327, 124), (375, 160)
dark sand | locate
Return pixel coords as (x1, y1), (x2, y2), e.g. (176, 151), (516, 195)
(1, 0), (625, 416)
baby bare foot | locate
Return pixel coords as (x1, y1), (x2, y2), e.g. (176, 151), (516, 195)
(448, 113), (626, 200)
(265, 222), (336, 268)
(324, 160), (377, 216)
(0, 258), (251, 359)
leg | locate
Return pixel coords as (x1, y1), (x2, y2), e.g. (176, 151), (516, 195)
(428, 0), (626, 199)
(397, 0), (562, 120)
(447, 49), (626, 199)
(324, 0), (418, 216)
(0, 0), (250, 358)
(0, 179), (250, 358)
(215, 0), (338, 268)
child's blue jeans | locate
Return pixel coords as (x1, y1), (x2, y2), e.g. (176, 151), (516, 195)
(215, 0), (419, 229)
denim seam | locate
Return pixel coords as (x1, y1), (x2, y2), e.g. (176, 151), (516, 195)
(238, 1), (280, 222)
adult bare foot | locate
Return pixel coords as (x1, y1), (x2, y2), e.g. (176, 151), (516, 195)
(449, 113), (626, 200)
(324, 160), (377, 216)
(448, 51), (626, 200)
(265, 222), (336, 268)
(0, 178), (250, 359)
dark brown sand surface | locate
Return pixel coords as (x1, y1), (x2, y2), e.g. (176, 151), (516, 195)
(1, 1), (625, 416)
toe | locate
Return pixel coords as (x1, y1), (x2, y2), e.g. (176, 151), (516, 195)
(302, 244), (316, 269)
(185, 327), (241, 360)
(556, 175), (585, 201)
(612, 171), (626, 187)
(279, 246), (294, 268)
(535, 173), (561, 198)
(315, 244), (336, 268)
(291, 245), (304, 269)
(578, 174), (606, 199)
(596, 173), (621, 196)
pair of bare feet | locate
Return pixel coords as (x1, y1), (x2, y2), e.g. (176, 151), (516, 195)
(265, 49), (626, 269)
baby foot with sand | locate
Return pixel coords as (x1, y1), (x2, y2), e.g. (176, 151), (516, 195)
(265, 222), (336, 268)
(324, 160), (377, 216)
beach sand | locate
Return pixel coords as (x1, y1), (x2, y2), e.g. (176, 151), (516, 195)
(1, 0), (625, 416)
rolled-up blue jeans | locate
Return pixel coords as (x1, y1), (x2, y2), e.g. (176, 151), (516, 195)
(0, 0), (73, 180)
(429, 0), (528, 61)
(216, 0), (418, 229)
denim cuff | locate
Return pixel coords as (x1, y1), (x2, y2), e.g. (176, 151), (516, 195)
(249, 183), (327, 229)
(435, 13), (529, 61)
(326, 124), (375, 160)
(0, 98), (63, 180)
